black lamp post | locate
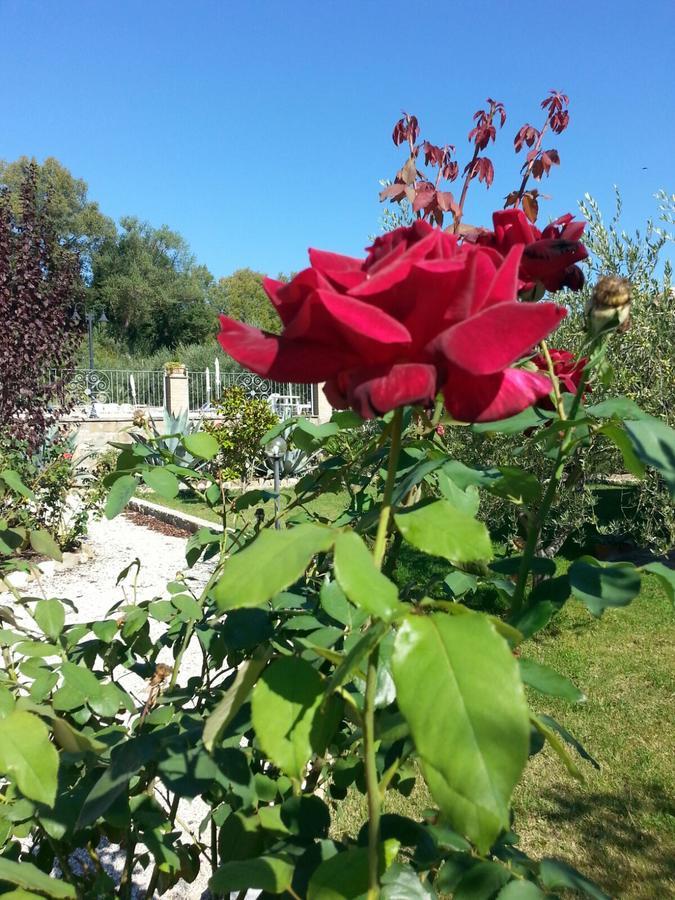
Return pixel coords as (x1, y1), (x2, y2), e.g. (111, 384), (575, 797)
(71, 309), (108, 417)
(265, 436), (287, 529)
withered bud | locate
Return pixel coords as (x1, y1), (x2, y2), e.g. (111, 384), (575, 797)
(591, 275), (632, 309)
(132, 408), (147, 427)
(586, 275), (632, 335)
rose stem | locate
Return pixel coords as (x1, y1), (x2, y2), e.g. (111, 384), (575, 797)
(365, 406), (404, 899)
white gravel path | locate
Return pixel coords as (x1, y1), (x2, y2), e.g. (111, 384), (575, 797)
(2, 513), (258, 899)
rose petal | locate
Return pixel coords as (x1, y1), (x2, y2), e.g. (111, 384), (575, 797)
(433, 301), (565, 375)
(217, 316), (353, 382)
(444, 366), (553, 422)
(480, 245), (523, 309)
(315, 290), (412, 345)
(309, 248), (366, 290)
(349, 363), (438, 418)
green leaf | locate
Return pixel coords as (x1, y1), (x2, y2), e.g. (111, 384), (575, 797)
(29, 530), (62, 562)
(251, 657), (341, 781)
(307, 841), (399, 899)
(0, 711), (59, 807)
(213, 524), (335, 611)
(171, 594), (202, 621)
(496, 881), (546, 899)
(182, 432), (220, 460)
(210, 856), (294, 894)
(394, 500), (492, 563)
(623, 415), (675, 495)
(642, 562), (675, 608)
(0, 527), (25, 555)
(488, 467), (542, 504)
(599, 424), (646, 479)
(142, 467), (180, 499)
(104, 474), (138, 519)
(586, 397), (646, 420)
(537, 714), (600, 770)
(0, 470), (34, 500)
(326, 622), (386, 695)
(519, 658), (584, 703)
(77, 735), (157, 827)
(381, 862), (437, 899)
(333, 531), (402, 622)
(436, 471), (480, 515)
(568, 556), (641, 617)
(539, 858), (610, 899)
(392, 613), (529, 853)
(33, 599), (65, 641)
(204, 648), (271, 751)
(472, 406), (550, 434)
(51, 718), (106, 754)
(454, 860), (510, 899)
(331, 410), (364, 429)
(0, 859), (76, 898)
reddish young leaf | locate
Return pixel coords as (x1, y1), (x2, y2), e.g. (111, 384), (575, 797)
(522, 193), (539, 224)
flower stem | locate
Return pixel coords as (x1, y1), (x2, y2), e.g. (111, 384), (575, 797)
(365, 406), (404, 899)
(373, 408), (404, 569)
(511, 354), (593, 613)
(364, 645), (381, 900)
(540, 340), (566, 420)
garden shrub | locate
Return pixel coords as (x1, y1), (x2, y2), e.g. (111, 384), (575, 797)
(204, 384), (278, 483)
(0, 427), (94, 551)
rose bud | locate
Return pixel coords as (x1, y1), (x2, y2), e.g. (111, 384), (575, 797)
(586, 275), (632, 335)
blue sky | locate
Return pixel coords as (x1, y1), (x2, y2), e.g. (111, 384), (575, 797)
(2, 0), (673, 280)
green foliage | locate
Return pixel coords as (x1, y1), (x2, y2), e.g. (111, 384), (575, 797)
(205, 385), (279, 482)
(0, 155), (115, 274)
(90, 217), (218, 352)
(436, 191), (675, 555)
(2, 296), (675, 896)
(213, 267), (284, 333)
(0, 429), (93, 551)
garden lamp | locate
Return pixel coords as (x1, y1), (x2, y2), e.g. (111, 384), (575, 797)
(265, 436), (287, 529)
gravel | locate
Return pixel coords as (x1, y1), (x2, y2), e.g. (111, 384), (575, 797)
(1, 513), (258, 899)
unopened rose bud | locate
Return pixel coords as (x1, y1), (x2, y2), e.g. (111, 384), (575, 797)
(586, 275), (632, 335)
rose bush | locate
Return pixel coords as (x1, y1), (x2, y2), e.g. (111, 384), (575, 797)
(218, 221), (567, 421)
(3, 89), (675, 900)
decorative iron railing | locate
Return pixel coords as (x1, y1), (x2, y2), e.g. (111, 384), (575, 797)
(48, 368), (318, 416)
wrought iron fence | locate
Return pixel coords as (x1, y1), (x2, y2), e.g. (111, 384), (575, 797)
(49, 367), (318, 416)
(48, 368), (166, 408)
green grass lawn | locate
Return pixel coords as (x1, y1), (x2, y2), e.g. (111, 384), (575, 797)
(141, 487), (674, 895)
(331, 580), (674, 898)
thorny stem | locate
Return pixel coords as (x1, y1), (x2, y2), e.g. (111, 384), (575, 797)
(365, 407), (404, 899)
(511, 346), (597, 612)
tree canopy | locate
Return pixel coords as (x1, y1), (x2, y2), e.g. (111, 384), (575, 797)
(0, 156), (115, 275)
(0, 157), (282, 357)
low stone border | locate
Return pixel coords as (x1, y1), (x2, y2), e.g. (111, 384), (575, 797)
(128, 497), (223, 534)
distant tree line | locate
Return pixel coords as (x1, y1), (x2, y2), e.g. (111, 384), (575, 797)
(0, 157), (283, 357)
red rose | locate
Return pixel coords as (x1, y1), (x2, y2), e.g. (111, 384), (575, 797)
(477, 209), (587, 293)
(531, 348), (588, 408)
(218, 222), (565, 422)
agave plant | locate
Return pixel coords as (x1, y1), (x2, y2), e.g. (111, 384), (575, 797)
(130, 409), (200, 466)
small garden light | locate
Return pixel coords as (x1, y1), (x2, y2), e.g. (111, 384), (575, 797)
(264, 436), (287, 529)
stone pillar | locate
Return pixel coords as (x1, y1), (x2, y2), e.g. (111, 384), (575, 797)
(164, 365), (189, 416)
(315, 383), (333, 423)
